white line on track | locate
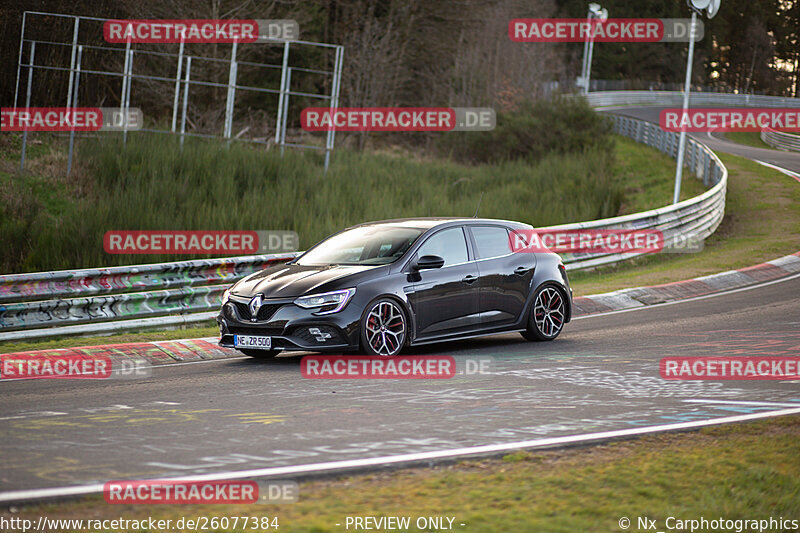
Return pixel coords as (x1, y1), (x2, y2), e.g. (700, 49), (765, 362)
(684, 399), (800, 408)
(754, 159), (800, 183)
(2, 406), (799, 504)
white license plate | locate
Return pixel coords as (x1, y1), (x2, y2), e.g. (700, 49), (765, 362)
(234, 335), (272, 349)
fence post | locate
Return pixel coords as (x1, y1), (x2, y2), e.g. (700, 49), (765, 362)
(14, 11), (27, 108)
(123, 49), (134, 145)
(67, 45), (83, 176)
(120, 25), (133, 146)
(324, 45), (344, 172)
(224, 40), (238, 143)
(180, 56), (192, 150)
(275, 41), (291, 153)
(20, 41), (35, 173)
(280, 67), (292, 155)
(171, 35), (185, 133)
(66, 17), (80, 109)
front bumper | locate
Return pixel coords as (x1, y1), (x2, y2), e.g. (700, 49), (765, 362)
(216, 296), (361, 353)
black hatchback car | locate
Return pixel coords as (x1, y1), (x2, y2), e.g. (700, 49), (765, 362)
(217, 218), (572, 357)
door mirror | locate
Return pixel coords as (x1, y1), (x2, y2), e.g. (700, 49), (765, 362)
(414, 255), (445, 270)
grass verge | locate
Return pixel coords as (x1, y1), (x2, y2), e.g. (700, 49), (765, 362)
(723, 131), (772, 150)
(5, 415), (799, 532)
(569, 151), (800, 296)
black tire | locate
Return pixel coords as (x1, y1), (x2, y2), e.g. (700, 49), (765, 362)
(238, 348), (280, 359)
(360, 298), (408, 356)
(521, 284), (567, 341)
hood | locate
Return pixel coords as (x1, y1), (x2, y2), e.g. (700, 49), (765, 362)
(232, 263), (378, 298)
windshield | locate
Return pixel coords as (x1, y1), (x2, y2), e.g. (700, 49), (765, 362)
(296, 225), (424, 266)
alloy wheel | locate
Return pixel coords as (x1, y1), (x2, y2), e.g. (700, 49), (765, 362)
(364, 300), (406, 356)
(533, 286), (565, 338)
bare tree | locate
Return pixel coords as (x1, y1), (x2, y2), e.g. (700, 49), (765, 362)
(447, 0), (564, 108)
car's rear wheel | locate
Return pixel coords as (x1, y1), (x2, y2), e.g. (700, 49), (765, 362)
(521, 284), (566, 341)
(360, 298), (407, 356)
(239, 348), (280, 359)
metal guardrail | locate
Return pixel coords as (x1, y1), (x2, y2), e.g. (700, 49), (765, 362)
(0, 254), (300, 341)
(555, 114), (727, 270)
(0, 95), (730, 341)
(761, 128), (800, 152)
(585, 90), (800, 108)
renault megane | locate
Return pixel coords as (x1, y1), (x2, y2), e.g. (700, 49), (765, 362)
(217, 218), (572, 357)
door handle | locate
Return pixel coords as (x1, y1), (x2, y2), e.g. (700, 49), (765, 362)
(461, 275), (478, 284)
(514, 266), (532, 275)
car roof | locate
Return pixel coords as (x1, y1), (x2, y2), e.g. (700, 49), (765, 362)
(347, 217), (533, 231)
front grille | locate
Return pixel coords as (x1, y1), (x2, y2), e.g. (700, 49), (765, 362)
(232, 301), (284, 321)
(228, 326), (284, 336)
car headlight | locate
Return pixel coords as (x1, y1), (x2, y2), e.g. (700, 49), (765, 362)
(294, 288), (356, 315)
(221, 287), (232, 304)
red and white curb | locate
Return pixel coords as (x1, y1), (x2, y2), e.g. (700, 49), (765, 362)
(573, 251), (800, 316)
(0, 338), (239, 369)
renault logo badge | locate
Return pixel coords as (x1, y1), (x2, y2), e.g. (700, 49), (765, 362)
(248, 294), (264, 322)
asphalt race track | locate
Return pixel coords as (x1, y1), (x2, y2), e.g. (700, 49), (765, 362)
(2, 273), (799, 501)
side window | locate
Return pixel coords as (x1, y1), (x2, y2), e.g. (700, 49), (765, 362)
(471, 226), (511, 259)
(416, 227), (468, 267)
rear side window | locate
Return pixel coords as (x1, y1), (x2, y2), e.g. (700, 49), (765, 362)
(471, 226), (511, 259)
(416, 227), (468, 266)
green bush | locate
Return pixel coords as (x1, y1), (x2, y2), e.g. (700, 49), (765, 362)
(437, 96), (615, 165)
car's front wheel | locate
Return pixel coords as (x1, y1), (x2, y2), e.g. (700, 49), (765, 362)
(360, 298), (407, 356)
(239, 349), (280, 359)
(521, 284), (566, 341)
